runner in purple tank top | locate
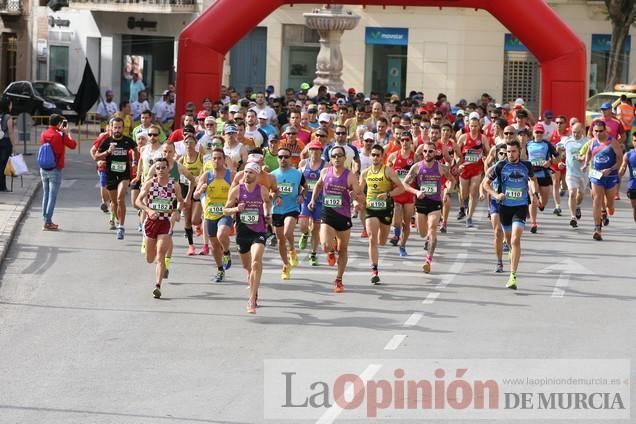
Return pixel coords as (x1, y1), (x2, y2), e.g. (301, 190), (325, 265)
(309, 145), (363, 293)
(224, 162), (271, 314)
(403, 141), (455, 274)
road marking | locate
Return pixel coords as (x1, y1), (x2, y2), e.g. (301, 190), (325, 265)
(60, 179), (77, 189)
(94, 182), (101, 188)
(316, 364), (382, 424)
(403, 312), (423, 327)
(436, 253), (467, 288)
(422, 292), (440, 304)
(552, 274), (569, 298)
(261, 269), (423, 278)
(384, 334), (406, 350)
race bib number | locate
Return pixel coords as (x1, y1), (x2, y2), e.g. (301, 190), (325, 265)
(150, 198), (171, 212)
(632, 169), (636, 178)
(278, 182), (293, 195)
(240, 209), (259, 225)
(367, 198), (387, 210)
(397, 169), (409, 180)
(505, 187), (524, 200)
(307, 180), (317, 192)
(324, 194), (343, 208)
(180, 174), (189, 185)
(531, 159), (544, 167)
(589, 168), (603, 179)
(420, 182), (438, 195)
(207, 203), (224, 215)
(111, 161), (127, 173)
(465, 153), (480, 163)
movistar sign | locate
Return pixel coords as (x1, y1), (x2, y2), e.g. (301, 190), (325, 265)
(365, 27), (409, 46)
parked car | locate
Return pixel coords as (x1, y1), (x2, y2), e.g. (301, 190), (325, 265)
(585, 84), (636, 128)
(1, 80), (78, 122)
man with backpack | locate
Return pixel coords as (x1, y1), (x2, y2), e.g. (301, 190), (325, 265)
(39, 114), (77, 230)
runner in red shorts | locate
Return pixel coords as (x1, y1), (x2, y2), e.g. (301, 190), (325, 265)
(135, 157), (184, 299)
(387, 131), (416, 256)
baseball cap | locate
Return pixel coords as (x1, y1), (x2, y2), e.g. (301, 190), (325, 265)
(543, 110), (553, 118)
(533, 123), (545, 132)
(197, 110), (209, 119)
(204, 116), (215, 124)
(229, 104), (240, 113)
(456, 109), (465, 116)
(514, 97), (525, 105)
(600, 102), (612, 110)
(308, 141), (323, 150)
(224, 125), (238, 134)
(300, 82), (310, 91)
(336, 98), (346, 106)
(318, 113), (331, 123)
(468, 111), (481, 121)
(363, 131), (375, 141)
(257, 110), (268, 120)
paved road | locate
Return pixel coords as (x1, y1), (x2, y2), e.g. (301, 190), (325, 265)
(1, 153), (635, 423)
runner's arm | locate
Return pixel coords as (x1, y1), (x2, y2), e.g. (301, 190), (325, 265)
(385, 167), (405, 198)
(619, 153), (629, 176)
(223, 186), (240, 215)
(193, 172), (208, 198)
(135, 179), (152, 212)
(261, 185), (272, 221)
(402, 165), (420, 196)
(176, 163), (195, 199)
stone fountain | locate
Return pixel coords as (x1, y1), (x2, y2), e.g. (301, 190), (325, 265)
(304, 4), (360, 97)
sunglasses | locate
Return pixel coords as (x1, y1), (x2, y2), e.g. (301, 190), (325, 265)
(205, 124), (215, 127)
(371, 153), (382, 157)
(503, 132), (514, 135)
(155, 166), (167, 170)
(498, 151), (507, 156)
(593, 129), (605, 132)
(534, 131), (544, 134)
(287, 132), (297, 135)
(316, 134), (327, 137)
(278, 155), (290, 159)
(423, 149), (436, 153)
(555, 121), (565, 124)
(335, 132), (347, 135)
(391, 121), (400, 125)
(400, 138), (412, 142)
(331, 154), (344, 158)
(148, 133), (159, 137)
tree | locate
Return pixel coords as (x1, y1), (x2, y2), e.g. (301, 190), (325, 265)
(604, 0), (636, 90)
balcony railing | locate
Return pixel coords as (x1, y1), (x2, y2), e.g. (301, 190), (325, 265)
(68, 0), (198, 14)
(0, 0), (22, 14)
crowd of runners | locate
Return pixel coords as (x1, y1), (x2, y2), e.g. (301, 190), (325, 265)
(84, 86), (636, 313)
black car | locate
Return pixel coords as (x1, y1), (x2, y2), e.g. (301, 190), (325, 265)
(1, 80), (78, 122)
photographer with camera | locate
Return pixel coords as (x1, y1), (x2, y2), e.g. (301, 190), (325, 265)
(39, 114), (77, 231)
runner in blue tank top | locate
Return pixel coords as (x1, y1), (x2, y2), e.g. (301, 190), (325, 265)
(298, 141), (326, 266)
(271, 146), (307, 280)
(619, 141), (636, 222)
(526, 123), (558, 234)
(484, 139), (538, 290)
(582, 120), (623, 241)
(309, 145), (363, 293)
(481, 143), (509, 273)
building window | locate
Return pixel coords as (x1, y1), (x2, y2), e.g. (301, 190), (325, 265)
(503, 34), (539, 116)
(364, 27), (408, 98)
(590, 34), (631, 96)
(49, 45), (69, 85)
(2, 34), (17, 88)
(282, 25), (319, 92)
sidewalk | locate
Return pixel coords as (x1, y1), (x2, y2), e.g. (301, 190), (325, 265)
(0, 156), (41, 267)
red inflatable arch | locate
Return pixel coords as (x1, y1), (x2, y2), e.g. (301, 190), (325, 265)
(176, 0), (586, 121)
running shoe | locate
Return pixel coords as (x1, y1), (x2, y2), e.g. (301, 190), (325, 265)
(109, 219), (116, 230)
(116, 227), (125, 240)
(553, 207), (561, 216)
(399, 246), (408, 257)
(559, 190), (565, 197)
(309, 253), (318, 266)
(327, 251), (337, 266)
(223, 253), (232, 270)
(360, 230), (369, 238)
(390, 235), (399, 246)
(199, 244), (209, 256)
(187, 245), (195, 256)
(614, 193), (620, 200)
(100, 202), (109, 213)
(537, 199), (545, 211)
(370, 269), (380, 285)
(269, 234), (278, 247)
(194, 224), (203, 238)
(281, 265), (291, 280)
(457, 208), (466, 220)
(466, 217), (473, 228)
(503, 241), (510, 253)
(593, 231), (603, 241)
(575, 207), (581, 220)
(153, 285), (162, 299)
(137, 223), (143, 233)
(495, 263), (504, 273)
(334, 278), (344, 293)
(607, 206), (615, 216)
(246, 298), (256, 314)
(213, 270), (225, 282)
(298, 233), (308, 250)
(289, 250), (299, 268)
(530, 224), (538, 234)
(440, 223), (447, 233)
(569, 218), (578, 228)
(506, 274), (517, 290)
(422, 259), (431, 274)
(602, 211), (609, 226)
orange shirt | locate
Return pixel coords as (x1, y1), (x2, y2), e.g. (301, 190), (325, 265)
(617, 103), (634, 130)
(279, 138), (306, 168)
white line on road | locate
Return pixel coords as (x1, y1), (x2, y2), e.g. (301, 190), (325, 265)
(403, 312), (423, 327)
(316, 364), (382, 424)
(384, 334), (406, 350)
(422, 292), (440, 304)
(436, 252), (467, 288)
(60, 179), (77, 189)
(552, 274), (570, 298)
(94, 182), (101, 188)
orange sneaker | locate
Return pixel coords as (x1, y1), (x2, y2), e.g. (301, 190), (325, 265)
(334, 278), (344, 293)
(327, 251), (337, 266)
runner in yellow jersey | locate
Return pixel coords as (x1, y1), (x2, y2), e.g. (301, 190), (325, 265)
(179, 134), (204, 255)
(194, 147), (235, 282)
(359, 144), (403, 285)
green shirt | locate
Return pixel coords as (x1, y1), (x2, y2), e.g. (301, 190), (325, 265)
(264, 149), (279, 172)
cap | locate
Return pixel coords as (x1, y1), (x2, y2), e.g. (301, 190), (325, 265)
(244, 162), (261, 174)
(348, 88), (356, 95)
(533, 123), (545, 132)
(600, 102), (612, 110)
(318, 113), (331, 123)
(266, 85), (274, 93)
(204, 116), (216, 124)
(456, 109), (465, 116)
(247, 153), (264, 163)
(295, 100), (303, 107)
(363, 131), (375, 141)
(543, 110), (553, 118)
(228, 104), (240, 113)
(197, 110), (209, 119)
(514, 97), (525, 105)
(300, 82), (310, 90)
(308, 141), (323, 150)
(224, 125), (238, 134)
(336, 98), (346, 106)
(468, 111), (481, 121)
(257, 110), (268, 120)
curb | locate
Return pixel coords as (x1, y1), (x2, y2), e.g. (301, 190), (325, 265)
(0, 177), (40, 268)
